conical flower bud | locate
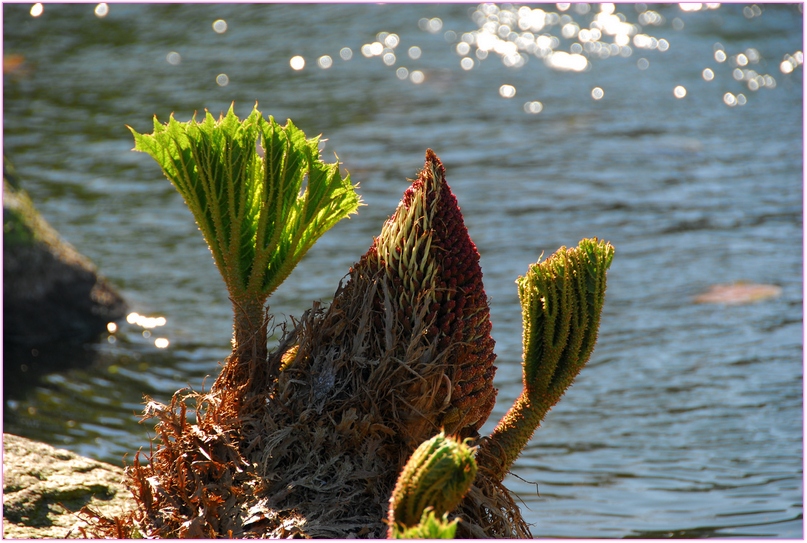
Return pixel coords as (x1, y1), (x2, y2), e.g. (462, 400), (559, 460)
(348, 150), (497, 439)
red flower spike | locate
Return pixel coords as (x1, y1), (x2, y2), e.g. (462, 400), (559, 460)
(351, 150), (497, 437)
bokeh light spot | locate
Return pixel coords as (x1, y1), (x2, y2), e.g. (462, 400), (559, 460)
(410, 70), (425, 84)
(30, 3), (43, 17)
(213, 19), (227, 33)
(166, 51), (181, 65)
(499, 84), (516, 98)
(715, 50), (727, 62)
(340, 47), (353, 61)
(591, 86), (604, 100)
(524, 101), (544, 114)
(408, 46), (422, 60)
(384, 33), (400, 48)
(637, 57), (650, 70)
(290, 56), (305, 70)
(216, 73), (229, 86)
(702, 68), (714, 81)
(673, 85), (687, 98)
(318, 55), (333, 69)
(460, 57), (474, 70)
(154, 338), (170, 349)
(396, 67), (409, 80)
(370, 42), (383, 56)
(94, 3), (109, 17)
(127, 312), (167, 328)
(723, 92), (737, 106)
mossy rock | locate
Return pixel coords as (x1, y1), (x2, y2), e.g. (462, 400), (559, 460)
(3, 158), (127, 345)
(2, 434), (136, 539)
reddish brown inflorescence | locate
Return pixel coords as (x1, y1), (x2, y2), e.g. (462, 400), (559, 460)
(351, 149), (497, 438)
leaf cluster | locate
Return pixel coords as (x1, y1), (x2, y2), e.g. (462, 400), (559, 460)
(517, 237), (614, 398)
(477, 238), (614, 481)
(388, 432), (476, 536)
(129, 104), (361, 306)
(391, 508), (459, 539)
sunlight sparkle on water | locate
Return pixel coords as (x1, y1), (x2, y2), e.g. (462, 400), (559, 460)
(94, 3), (109, 18)
(591, 87), (605, 100)
(723, 92), (747, 107)
(674, 85), (687, 98)
(126, 312), (167, 329)
(30, 3), (43, 17)
(546, 51), (587, 71)
(499, 84), (516, 98)
(410, 70), (424, 84)
(418, 17), (443, 34)
(340, 47), (352, 61)
(216, 74), (229, 86)
(166, 52), (181, 65)
(384, 33), (400, 49)
(524, 101), (544, 114)
(154, 338), (170, 349)
(702, 68), (714, 81)
(780, 51), (803, 74)
(212, 19), (227, 34)
(290, 56), (305, 70)
(318, 55), (333, 69)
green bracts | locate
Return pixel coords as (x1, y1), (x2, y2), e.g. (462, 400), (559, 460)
(479, 238), (614, 481)
(388, 432), (477, 538)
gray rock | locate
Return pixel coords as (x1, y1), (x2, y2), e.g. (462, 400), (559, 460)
(2, 433), (136, 539)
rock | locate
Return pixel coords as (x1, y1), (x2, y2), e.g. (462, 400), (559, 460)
(2, 433), (136, 539)
(3, 157), (127, 345)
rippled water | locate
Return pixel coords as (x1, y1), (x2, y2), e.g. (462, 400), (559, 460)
(3, 3), (802, 538)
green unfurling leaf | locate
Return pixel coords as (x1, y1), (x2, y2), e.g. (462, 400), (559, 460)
(517, 238), (613, 398)
(128, 104), (361, 307)
(387, 432), (476, 537)
(392, 508), (459, 539)
(478, 238), (614, 481)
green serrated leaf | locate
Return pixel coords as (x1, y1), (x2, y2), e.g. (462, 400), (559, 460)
(129, 103), (362, 353)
